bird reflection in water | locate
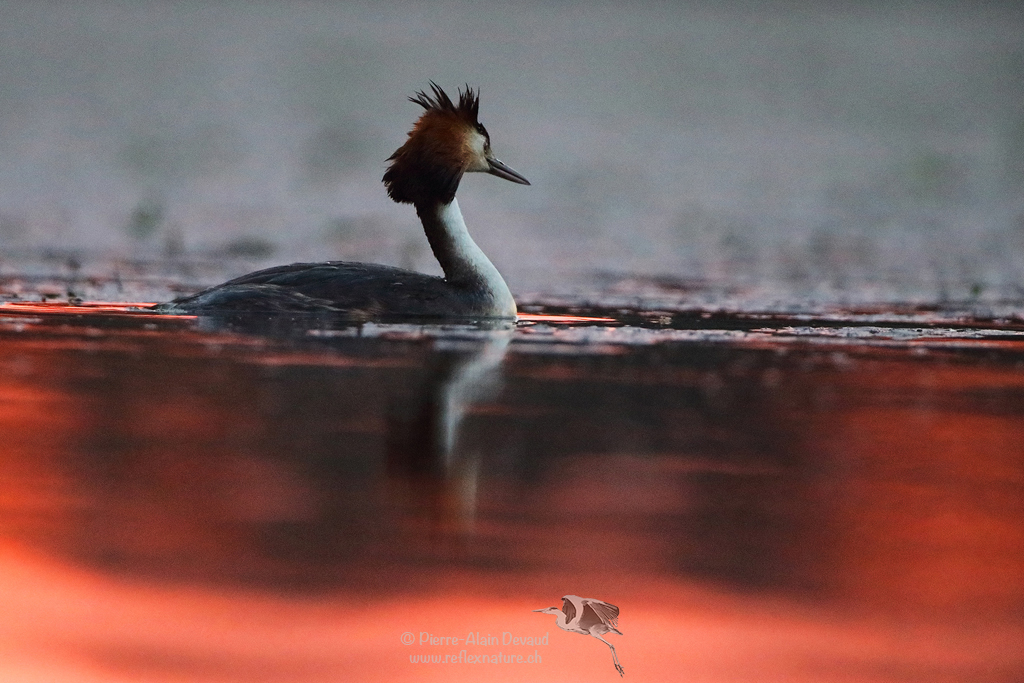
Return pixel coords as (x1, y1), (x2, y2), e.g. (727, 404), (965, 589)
(384, 324), (512, 534)
(0, 311), (516, 592)
(0, 311), (532, 682)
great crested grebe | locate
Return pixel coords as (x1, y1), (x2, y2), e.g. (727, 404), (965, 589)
(160, 83), (529, 318)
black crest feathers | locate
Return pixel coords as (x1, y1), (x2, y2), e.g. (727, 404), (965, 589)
(383, 82), (487, 205)
(409, 81), (481, 127)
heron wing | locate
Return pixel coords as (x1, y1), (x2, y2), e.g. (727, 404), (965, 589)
(580, 599), (620, 630)
(561, 597), (577, 624)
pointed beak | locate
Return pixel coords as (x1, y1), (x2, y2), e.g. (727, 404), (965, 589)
(487, 157), (530, 185)
(532, 609), (545, 612)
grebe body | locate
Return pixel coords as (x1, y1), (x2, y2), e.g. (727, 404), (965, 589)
(161, 83), (528, 318)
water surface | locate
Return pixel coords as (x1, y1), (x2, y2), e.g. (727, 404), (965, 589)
(0, 299), (1021, 682)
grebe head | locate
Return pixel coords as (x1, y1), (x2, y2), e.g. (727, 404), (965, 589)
(383, 82), (530, 206)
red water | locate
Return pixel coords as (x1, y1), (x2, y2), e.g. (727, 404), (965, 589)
(0, 303), (1021, 682)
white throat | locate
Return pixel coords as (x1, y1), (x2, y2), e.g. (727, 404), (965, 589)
(425, 198), (516, 318)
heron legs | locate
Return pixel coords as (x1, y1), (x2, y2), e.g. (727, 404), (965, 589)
(592, 634), (624, 677)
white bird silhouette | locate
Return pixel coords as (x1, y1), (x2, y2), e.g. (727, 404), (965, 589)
(534, 595), (625, 676)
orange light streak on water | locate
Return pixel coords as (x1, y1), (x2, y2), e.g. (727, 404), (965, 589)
(0, 301), (193, 319)
(517, 313), (617, 323)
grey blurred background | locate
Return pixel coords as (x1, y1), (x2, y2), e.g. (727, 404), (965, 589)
(1, 0), (1023, 302)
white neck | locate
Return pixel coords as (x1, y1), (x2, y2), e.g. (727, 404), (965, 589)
(417, 198), (517, 318)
